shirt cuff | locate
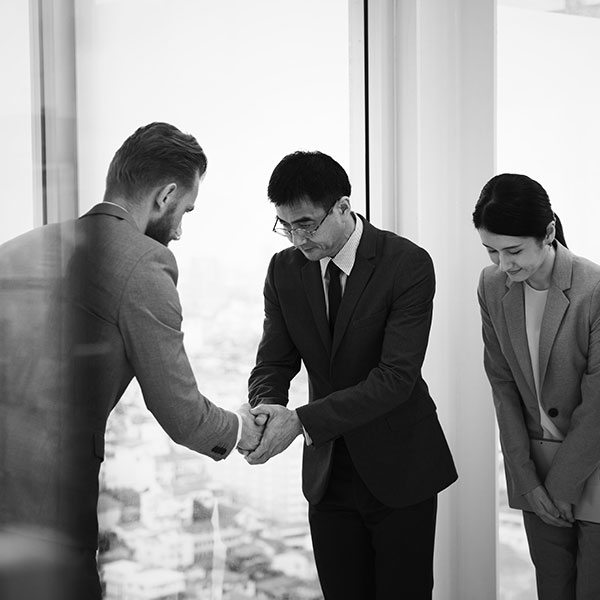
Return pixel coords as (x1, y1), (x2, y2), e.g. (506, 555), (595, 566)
(301, 424), (313, 446)
(235, 412), (243, 448)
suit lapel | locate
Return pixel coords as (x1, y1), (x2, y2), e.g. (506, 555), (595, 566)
(332, 218), (377, 357)
(539, 244), (572, 388)
(501, 243), (573, 400)
(332, 258), (375, 356)
(502, 281), (537, 398)
(302, 260), (332, 354)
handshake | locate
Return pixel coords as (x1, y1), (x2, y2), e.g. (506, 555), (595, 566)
(235, 403), (303, 465)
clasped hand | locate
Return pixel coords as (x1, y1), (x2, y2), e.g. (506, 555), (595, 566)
(236, 403), (303, 465)
(524, 485), (574, 528)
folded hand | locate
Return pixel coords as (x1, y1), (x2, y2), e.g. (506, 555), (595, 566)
(244, 404), (303, 465)
(524, 485), (573, 527)
(236, 403), (266, 453)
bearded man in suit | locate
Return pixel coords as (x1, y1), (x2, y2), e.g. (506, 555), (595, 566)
(246, 151), (457, 599)
(0, 122), (262, 600)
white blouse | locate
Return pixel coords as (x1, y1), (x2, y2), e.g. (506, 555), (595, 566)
(524, 283), (564, 441)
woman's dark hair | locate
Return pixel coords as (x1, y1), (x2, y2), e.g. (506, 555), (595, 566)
(104, 122), (207, 202)
(472, 173), (567, 248)
(267, 150), (351, 209)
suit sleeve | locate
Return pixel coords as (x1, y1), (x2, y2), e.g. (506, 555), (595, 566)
(477, 270), (541, 497)
(296, 245), (436, 446)
(118, 247), (239, 460)
(545, 280), (600, 503)
(248, 254), (302, 407)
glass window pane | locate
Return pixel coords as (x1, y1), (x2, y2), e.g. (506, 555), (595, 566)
(75, 2), (354, 596)
(497, 3), (600, 598)
(0, 0), (36, 243)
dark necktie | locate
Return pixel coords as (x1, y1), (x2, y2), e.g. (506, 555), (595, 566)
(327, 260), (342, 334)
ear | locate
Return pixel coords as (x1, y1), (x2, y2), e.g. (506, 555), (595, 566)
(152, 182), (178, 213)
(545, 220), (556, 245)
(338, 196), (352, 214)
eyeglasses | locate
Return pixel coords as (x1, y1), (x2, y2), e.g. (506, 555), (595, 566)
(272, 203), (335, 240)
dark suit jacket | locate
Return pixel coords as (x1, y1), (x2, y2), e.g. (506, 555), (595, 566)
(478, 242), (600, 509)
(0, 203), (238, 550)
(249, 215), (457, 508)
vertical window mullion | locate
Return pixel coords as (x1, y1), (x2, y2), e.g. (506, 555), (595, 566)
(29, 0), (79, 226)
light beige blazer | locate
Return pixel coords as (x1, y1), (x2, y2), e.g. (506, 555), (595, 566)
(478, 242), (600, 509)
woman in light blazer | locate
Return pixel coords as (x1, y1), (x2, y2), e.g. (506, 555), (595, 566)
(474, 173), (600, 600)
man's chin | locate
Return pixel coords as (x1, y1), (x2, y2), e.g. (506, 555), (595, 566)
(297, 247), (322, 261)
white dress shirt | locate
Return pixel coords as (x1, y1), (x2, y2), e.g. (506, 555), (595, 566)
(319, 213), (364, 317)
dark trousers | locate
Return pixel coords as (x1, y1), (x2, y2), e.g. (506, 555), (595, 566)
(0, 533), (101, 600)
(308, 440), (437, 600)
(523, 511), (600, 600)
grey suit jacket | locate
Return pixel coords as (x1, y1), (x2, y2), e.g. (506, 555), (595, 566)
(478, 242), (600, 509)
(0, 203), (238, 549)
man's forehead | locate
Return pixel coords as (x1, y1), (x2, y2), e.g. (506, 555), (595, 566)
(275, 197), (323, 222)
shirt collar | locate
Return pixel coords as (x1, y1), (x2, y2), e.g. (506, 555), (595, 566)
(320, 213), (363, 278)
(102, 201), (129, 213)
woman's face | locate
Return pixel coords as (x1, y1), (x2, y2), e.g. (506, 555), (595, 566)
(479, 227), (555, 289)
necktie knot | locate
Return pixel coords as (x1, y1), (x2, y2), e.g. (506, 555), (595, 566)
(327, 261), (342, 334)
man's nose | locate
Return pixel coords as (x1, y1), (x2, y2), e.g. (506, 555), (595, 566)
(290, 230), (307, 247)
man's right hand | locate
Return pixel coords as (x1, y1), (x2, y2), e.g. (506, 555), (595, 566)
(236, 403), (267, 453)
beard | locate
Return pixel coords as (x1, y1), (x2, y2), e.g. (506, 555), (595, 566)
(146, 207), (178, 247)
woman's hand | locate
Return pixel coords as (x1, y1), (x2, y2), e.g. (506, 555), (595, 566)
(523, 485), (573, 527)
(552, 497), (575, 524)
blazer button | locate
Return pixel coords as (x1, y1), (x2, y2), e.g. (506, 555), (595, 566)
(548, 408), (559, 418)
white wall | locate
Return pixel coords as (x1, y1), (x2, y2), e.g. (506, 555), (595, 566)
(366, 1), (497, 598)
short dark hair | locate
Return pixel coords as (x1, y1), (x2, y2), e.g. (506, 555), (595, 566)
(267, 151), (351, 209)
(472, 173), (567, 247)
(104, 122), (207, 202)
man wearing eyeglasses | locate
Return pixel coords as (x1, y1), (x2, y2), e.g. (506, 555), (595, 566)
(245, 150), (458, 599)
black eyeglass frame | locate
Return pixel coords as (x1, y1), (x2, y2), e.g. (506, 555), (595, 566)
(272, 200), (338, 240)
